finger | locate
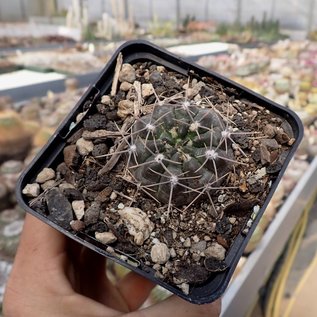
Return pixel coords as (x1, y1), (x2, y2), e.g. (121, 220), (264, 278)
(125, 295), (221, 317)
(18, 213), (67, 260)
(116, 272), (156, 311)
(79, 246), (107, 277)
(77, 246), (107, 295)
(8, 214), (74, 296)
(67, 237), (84, 263)
(78, 247), (130, 312)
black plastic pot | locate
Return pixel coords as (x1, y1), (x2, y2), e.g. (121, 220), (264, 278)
(16, 40), (303, 304)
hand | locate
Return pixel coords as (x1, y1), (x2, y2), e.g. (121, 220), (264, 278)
(3, 214), (221, 317)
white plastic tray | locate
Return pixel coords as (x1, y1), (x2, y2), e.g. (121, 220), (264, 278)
(222, 157), (317, 317)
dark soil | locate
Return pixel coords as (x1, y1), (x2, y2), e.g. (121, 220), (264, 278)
(24, 60), (295, 295)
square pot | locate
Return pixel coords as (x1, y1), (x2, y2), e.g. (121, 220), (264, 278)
(16, 40), (303, 304)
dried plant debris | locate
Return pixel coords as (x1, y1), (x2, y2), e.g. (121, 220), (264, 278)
(23, 60), (295, 294)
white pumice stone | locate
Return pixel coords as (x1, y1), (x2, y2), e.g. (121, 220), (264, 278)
(35, 168), (55, 183)
(22, 183), (40, 197)
(95, 231), (117, 244)
(204, 242), (226, 261)
(72, 200), (85, 220)
(151, 242), (170, 264)
(76, 138), (94, 156)
(118, 207), (154, 245)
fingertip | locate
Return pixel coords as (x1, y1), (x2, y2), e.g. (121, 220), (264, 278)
(119, 271), (156, 293)
(117, 272), (156, 310)
(19, 213), (66, 257)
(126, 294), (221, 317)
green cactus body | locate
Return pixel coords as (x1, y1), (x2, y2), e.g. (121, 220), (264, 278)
(128, 102), (235, 207)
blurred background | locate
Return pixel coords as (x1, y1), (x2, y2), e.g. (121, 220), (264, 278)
(1, 1), (317, 316)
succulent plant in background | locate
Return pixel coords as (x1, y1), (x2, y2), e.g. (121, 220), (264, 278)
(120, 96), (249, 215)
(0, 111), (32, 163)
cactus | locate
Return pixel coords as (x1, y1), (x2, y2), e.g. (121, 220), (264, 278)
(119, 97), (249, 214)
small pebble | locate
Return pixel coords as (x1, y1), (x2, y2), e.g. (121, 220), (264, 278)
(194, 94), (202, 102)
(155, 271), (164, 279)
(254, 167), (267, 180)
(110, 191), (117, 201)
(288, 138), (295, 146)
(151, 242), (170, 264)
(204, 242), (226, 261)
(170, 248), (177, 258)
(263, 124), (275, 138)
(153, 264), (161, 271)
(196, 217), (205, 226)
(228, 217), (236, 224)
(101, 95), (111, 105)
(218, 194), (226, 203)
(173, 277), (185, 285)
(41, 180), (55, 191)
(22, 183), (40, 198)
(165, 262), (173, 270)
(180, 283), (190, 295)
(72, 200), (85, 220)
(106, 246), (115, 254)
(35, 167), (55, 183)
(192, 235), (200, 243)
(183, 237), (191, 248)
(117, 100), (134, 119)
(120, 255), (128, 261)
(95, 231), (117, 244)
(177, 249), (185, 256)
(76, 138), (94, 156)
(251, 212), (257, 220)
(142, 83), (155, 97)
(46, 188), (73, 227)
(191, 240), (207, 252)
(85, 201), (101, 225)
(261, 138), (279, 150)
(63, 188), (84, 201)
(63, 145), (78, 168)
(119, 64), (136, 83)
(120, 81), (132, 91)
(157, 66), (165, 73)
(95, 187), (112, 202)
(242, 228), (249, 235)
(117, 203), (125, 209)
(253, 140), (260, 146)
(192, 253), (201, 262)
(149, 71), (163, 85)
(59, 182), (75, 190)
(76, 112), (85, 123)
(70, 220), (85, 231)
(162, 267), (168, 275)
(204, 235), (212, 241)
(253, 205), (260, 214)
